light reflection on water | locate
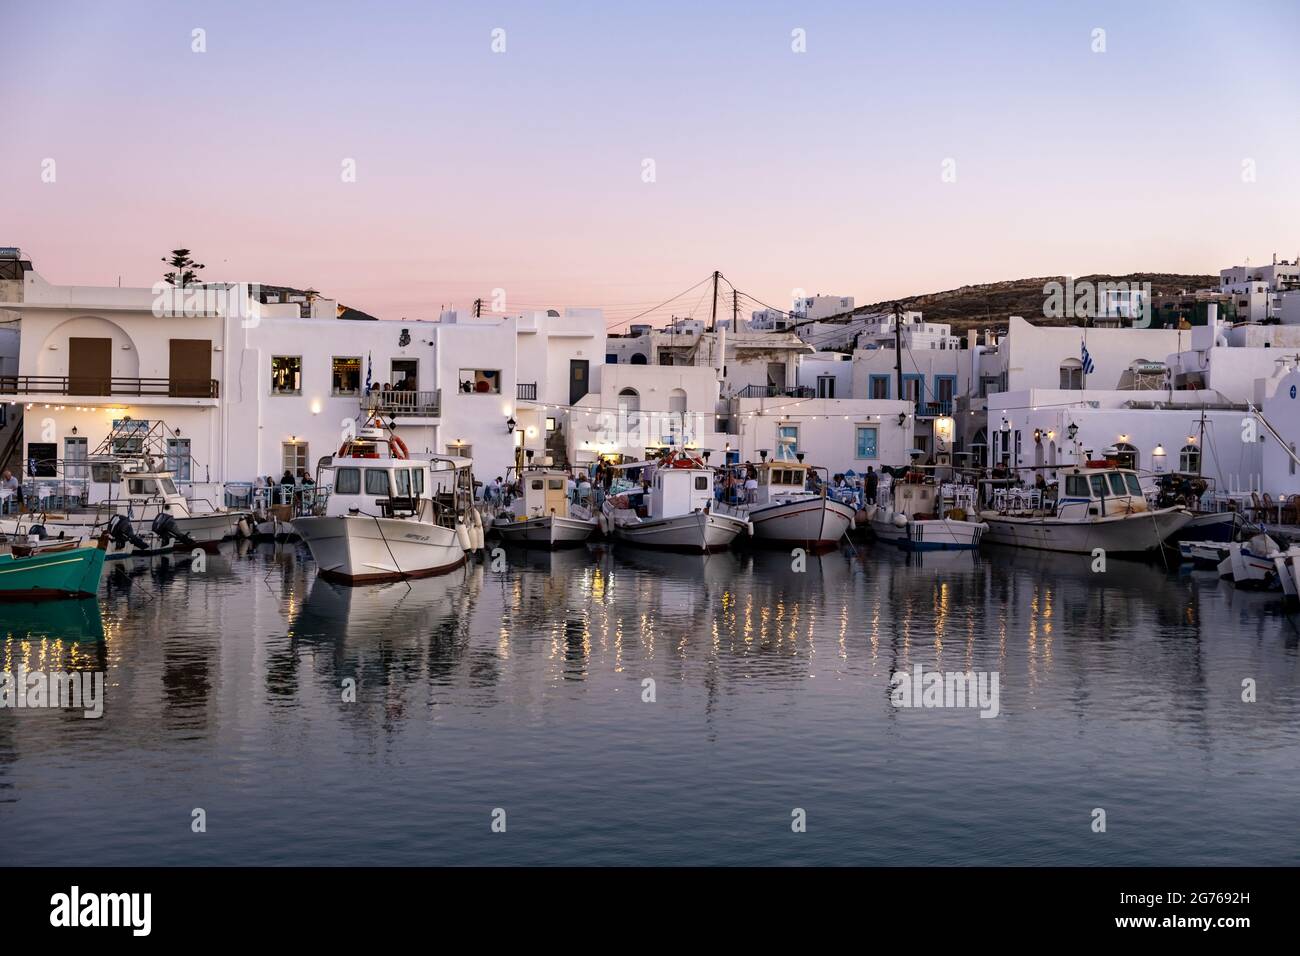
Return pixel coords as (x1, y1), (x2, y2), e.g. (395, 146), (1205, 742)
(1, 540), (1298, 866)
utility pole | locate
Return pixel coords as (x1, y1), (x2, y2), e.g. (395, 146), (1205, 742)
(893, 302), (904, 403)
(473, 297), (482, 318)
(732, 289), (739, 333)
(709, 270), (720, 332)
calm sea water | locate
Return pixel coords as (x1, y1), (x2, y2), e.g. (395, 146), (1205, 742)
(2, 538), (1299, 866)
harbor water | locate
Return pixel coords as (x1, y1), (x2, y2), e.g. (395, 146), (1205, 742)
(2, 540), (1299, 866)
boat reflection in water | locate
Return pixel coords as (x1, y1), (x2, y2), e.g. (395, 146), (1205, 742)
(1, 598), (105, 647)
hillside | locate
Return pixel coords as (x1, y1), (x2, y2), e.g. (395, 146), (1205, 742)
(845, 273), (1217, 332)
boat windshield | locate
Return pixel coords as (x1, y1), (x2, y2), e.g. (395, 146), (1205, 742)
(1108, 473), (1127, 495)
(1124, 473), (1142, 495)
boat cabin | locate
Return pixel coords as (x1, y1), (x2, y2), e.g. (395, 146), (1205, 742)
(1057, 465), (1149, 519)
(754, 462), (815, 503)
(319, 437), (474, 526)
(511, 469), (571, 518)
(649, 464), (715, 519)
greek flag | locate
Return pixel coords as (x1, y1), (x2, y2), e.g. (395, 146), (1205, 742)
(1081, 341), (1095, 376)
(365, 353), (372, 393)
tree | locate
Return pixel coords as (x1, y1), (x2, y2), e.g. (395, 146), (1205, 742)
(161, 249), (205, 287)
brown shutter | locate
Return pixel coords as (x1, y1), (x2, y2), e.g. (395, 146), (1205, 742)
(68, 338), (112, 395)
(169, 339), (212, 397)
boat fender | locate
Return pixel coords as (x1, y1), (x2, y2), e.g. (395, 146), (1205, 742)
(893, 513), (908, 528)
(455, 519), (471, 551)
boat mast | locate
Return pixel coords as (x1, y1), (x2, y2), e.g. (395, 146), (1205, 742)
(1196, 407), (1205, 478)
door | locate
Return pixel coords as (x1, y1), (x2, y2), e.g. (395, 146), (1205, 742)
(68, 337), (111, 395)
(169, 339), (212, 397)
(569, 359), (589, 406)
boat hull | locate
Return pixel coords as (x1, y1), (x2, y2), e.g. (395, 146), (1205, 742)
(612, 511), (747, 553)
(871, 514), (987, 550)
(746, 497), (855, 550)
(493, 514), (596, 548)
(0, 542), (106, 600)
(979, 507), (1191, 555)
(292, 515), (466, 584)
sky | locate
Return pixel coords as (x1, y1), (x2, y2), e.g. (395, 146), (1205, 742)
(2, 0), (1298, 326)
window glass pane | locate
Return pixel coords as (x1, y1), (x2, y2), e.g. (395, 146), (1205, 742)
(335, 468), (360, 494)
(412, 469), (424, 494)
(1089, 475), (1107, 497)
(395, 469), (411, 495)
(1124, 473), (1142, 495)
(1108, 473), (1127, 495)
(856, 427), (878, 459)
(332, 357), (361, 394)
(271, 356), (302, 393)
(1066, 475), (1087, 497)
(695, 476), (708, 490)
(365, 469), (391, 496)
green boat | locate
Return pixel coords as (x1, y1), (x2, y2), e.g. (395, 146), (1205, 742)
(0, 537), (108, 600)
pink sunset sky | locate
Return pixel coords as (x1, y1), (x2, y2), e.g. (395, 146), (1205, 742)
(2, 0), (1297, 326)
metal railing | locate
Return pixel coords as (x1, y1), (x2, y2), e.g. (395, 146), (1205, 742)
(361, 388), (441, 417)
(0, 375), (219, 398)
(915, 400), (953, 418)
(736, 384), (815, 399)
(517, 382), (537, 400)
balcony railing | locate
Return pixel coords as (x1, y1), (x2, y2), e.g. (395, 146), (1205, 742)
(0, 375), (219, 398)
(517, 382), (538, 401)
(915, 400), (953, 418)
(736, 384), (815, 399)
(362, 388), (441, 418)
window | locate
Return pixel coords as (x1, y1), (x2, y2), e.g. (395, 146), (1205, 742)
(817, 375), (836, 399)
(935, 376), (956, 404)
(776, 425), (799, 460)
(332, 357), (361, 395)
(27, 442), (57, 477)
(1065, 475), (1089, 497)
(855, 426), (878, 459)
(391, 359), (418, 390)
(111, 419), (148, 455)
(1089, 475), (1107, 497)
(1112, 442), (1138, 470)
(694, 476), (708, 490)
(272, 356), (302, 394)
(1124, 473), (1142, 495)
(64, 436), (88, 479)
(394, 469), (411, 495)
(365, 469), (392, 496)
(903, 375), (924, 408)
(282, 442), (308, 475)
(446, 443), (472, 458)
(1180, 444), (1201, 473)
(335, 468), (361, 494)
(617, 388), (640, 413)
(458, 369), (500, 394)
(165, 437), (191, 481)
(1060, 360), (1084, 389)
(1108, 473), (1128, 495)
(606, 353), (619, 364)
(412, 469), (424, 494)
(869, 375), (890, 400)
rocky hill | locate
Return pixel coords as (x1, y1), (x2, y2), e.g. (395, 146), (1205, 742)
(846, 273), (1217, 332)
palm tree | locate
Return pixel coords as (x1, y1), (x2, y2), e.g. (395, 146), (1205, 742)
(161, 249), (205, 288)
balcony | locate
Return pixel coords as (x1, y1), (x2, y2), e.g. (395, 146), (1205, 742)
(362, 388), (441, 418)
(517, 382), (538, 401)
(736, 384), (815, 399)
(914, 400), (953, 418)
(0, 375), (219, 398)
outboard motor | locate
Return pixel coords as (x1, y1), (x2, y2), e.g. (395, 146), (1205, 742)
(106, 513), (149, 551)
(27, 524), (47, 540)
(152, 511), (198, 550)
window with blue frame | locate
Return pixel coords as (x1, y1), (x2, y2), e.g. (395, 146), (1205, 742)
(903, 374), (925, 410)
(777, 425), (799, 460)
(868, 375), (891, 400)
(855, 426), (878, 459)
(934, 375), (957, 411)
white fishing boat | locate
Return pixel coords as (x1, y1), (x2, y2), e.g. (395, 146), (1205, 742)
(1216, 531), (1280, 589)
(1178, 539), (1231, 569)
(602, 451), (749, 553)
(492, 467), (598, 548)
(730, 459), (856, 551)
(977, 463), (1190, 555)
(869, 475), (987, 550)
(292, 422), (476, 584)
(1270, 544), (1300, 605)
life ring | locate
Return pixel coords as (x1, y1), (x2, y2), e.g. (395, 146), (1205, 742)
(390, 435), (409, 459)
